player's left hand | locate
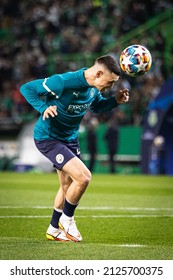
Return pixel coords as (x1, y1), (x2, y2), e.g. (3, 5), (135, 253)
(115, 88), (129, 104)
(43, 105), (58, 120)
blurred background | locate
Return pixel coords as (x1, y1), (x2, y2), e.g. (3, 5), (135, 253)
(0, 0), (173, 175)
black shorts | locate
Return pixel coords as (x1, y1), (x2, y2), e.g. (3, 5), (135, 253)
(34, 139), (81, 170)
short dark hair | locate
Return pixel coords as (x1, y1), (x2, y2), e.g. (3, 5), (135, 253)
(95, 55), (121, 76)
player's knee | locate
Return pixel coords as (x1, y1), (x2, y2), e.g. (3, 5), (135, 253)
(79, 170), (92, 189)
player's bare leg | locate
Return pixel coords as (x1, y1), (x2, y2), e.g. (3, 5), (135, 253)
(58, 156), (91, 242)
(54, 170), (72, 209)
(46, 171), (72, 242)
(46, 157), (91, 242)
(62, 156), (91, 203)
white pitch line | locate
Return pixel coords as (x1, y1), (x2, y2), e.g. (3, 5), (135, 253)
(94, 243), (146, 247)
(0, 236), (145, 247)
(0, 216), (51, 218)
(0, 214), (173, 218)
(106, 244), (146, 248)
(0, 206), (173, 211)
(89, 214), (173, 218)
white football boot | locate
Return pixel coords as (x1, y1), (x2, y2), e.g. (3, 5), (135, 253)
(59, 215), (82, 242)
(46, 224), (70, 242)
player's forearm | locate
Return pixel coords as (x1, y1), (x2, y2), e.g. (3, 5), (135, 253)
(91, 96), (119, 113)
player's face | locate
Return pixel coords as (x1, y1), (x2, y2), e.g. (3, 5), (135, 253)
(95, 70), (119, 92)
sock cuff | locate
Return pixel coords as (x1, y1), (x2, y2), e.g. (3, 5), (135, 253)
(54, 207), (63, 213)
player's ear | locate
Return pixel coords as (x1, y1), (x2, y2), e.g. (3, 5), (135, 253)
(96, 70), (103, 78)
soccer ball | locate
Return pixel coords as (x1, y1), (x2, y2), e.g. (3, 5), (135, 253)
(119, 44), (152, 77)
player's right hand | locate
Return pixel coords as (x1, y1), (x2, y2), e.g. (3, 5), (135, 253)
(43, 105), (58, 120)
(115, 88), (129, 104)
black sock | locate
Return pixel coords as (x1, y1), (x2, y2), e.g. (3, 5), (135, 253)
(63, 199), (78, 217)
(50, 208), (62, 228)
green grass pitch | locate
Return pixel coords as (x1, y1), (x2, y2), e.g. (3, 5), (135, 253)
(0, 172), (173, 260)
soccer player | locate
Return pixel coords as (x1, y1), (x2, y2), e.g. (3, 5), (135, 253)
(20, 55), (129, 242)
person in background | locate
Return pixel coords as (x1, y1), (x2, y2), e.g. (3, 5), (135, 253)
(86, 117), (98, 172)
(104, 118), (119, 173)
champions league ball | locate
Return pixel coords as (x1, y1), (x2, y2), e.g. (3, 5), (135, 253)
(119, 44), (152, 77)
